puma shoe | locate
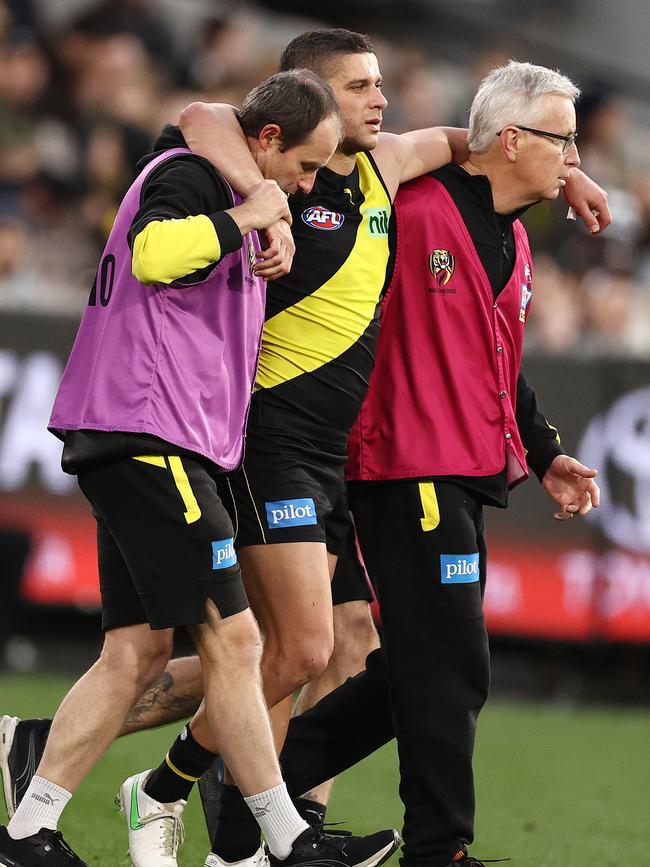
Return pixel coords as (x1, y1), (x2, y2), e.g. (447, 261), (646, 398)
(0, 715), (51, 818)
(269, 825), (400, 867)
(0, 825), (86, 865)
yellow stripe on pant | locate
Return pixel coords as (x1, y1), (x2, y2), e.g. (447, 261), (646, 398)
(418, 481), (440, 532)
(132, 455), (202, 525)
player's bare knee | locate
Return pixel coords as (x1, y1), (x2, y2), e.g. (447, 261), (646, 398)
(257, 621), (332, 699)
(132, 636), (173, 691)
(285, 635), (334, 686)
(332, 602), (380, 669)
(225, 613), (263, 668)
(298, 645), (332, 683)
(258, 642), (294, 701)
(136, 652), (172, 693)
(196, 609), (262, 671)
(98, 628), (172, 692)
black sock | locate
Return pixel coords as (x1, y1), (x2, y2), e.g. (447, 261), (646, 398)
(144, 724), (218, 803)
(293, 796), (326, 828)
(211, 784), (262, 861)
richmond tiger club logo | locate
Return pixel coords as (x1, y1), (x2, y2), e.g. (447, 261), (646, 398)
(301, 205), (345, 230)
(428, 249), (456, 292)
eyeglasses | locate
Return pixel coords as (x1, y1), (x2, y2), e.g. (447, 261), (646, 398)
(497, 125), (578, 154)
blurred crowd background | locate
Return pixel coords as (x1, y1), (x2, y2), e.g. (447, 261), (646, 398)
(1, 0), (650, 355)
(1, 0), (649, 681)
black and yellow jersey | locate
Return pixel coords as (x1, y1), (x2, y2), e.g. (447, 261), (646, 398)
(253, 151), (392, 444)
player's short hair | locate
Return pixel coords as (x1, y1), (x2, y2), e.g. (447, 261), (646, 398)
(468, 60), (580, 153)
(238, 69), (341, 150)
(279, 28), (375, 79)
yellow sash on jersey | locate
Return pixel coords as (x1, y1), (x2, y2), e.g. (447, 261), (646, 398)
(256, 153), (391, 390)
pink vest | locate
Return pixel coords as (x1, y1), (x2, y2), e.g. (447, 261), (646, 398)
(346, 175), (532, 487)
(49, 148), (265, 471)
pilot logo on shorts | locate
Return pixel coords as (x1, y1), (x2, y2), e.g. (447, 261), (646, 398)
(301, 206), (344, 230)
(440, 553), (480, 584)
(212, 538), (237, 569)
(429, 249), (455, 286)
(265, 498), (318, 529)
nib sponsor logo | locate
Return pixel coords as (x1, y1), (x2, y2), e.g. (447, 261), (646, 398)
(366, 207), (390, 237)
(265, 498), (317, 529)
(440, 553), (480, 584)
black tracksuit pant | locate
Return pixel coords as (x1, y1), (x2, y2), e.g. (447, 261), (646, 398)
(281, 479), (490, 867)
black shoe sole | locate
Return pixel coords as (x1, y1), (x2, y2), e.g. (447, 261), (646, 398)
(278, 830), (402, 867)
(352, 830), (401, 867)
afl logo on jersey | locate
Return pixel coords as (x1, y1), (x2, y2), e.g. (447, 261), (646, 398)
(301, 206), (345, 230)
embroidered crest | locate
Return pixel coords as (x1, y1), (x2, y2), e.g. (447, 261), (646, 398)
(429, 249), (455, 286)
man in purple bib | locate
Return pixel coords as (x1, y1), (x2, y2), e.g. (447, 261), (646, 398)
(0, 70), (365, 867)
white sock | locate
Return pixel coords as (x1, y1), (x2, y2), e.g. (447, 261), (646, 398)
(7, 775), (71, 840)
(244, 782), (309, 859)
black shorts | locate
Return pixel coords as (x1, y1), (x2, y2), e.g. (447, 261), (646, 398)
(330, 516), (374, 606)
(78, 455), (249, 631)
(217, 422), (349, 555)
(348, 478), (487, 622)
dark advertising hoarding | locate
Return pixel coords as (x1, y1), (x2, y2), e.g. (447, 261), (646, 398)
(484, 357), (650, 643)
(1, 312), (649, 641)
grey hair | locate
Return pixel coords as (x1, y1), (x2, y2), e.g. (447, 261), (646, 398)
(467, 60), (580, 153)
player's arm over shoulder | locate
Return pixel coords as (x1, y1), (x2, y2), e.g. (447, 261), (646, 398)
(180, 101), (264, 195)
(372, 127), (470, 199)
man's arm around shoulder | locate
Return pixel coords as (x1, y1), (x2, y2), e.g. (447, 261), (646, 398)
(372, 127), (470, 199)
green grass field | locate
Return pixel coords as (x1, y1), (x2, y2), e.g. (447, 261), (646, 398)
(1, 673), (648, 866)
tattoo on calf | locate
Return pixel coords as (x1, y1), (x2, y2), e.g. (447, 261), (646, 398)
(124, 671), (201, 732)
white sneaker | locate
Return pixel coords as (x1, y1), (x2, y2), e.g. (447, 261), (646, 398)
(117, 770), (186, 867)
(204, 847), (270, 867)
(0, 716), (20, 817)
